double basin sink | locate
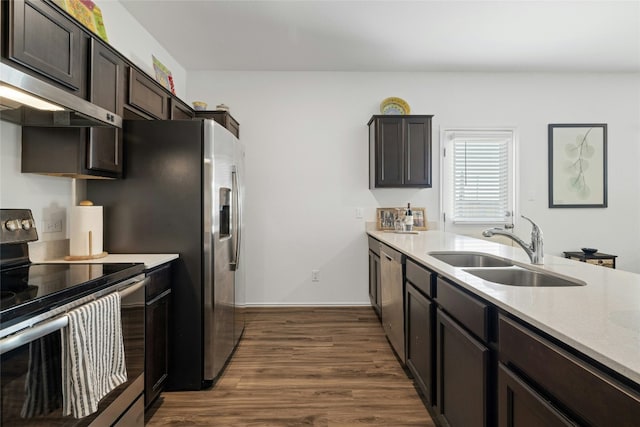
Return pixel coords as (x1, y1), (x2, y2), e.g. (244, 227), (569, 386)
(429, 252), (585, 287)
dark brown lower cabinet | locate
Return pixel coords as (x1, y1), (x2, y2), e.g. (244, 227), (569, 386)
(406, 283), (434, 405)
(437, 308), (489, 427)
(498, 363), (577, 427)
(145, 263), (172, 407)
(499, 315), (640, 427)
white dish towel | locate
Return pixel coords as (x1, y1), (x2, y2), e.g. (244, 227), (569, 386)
(61, 292), (127, 418)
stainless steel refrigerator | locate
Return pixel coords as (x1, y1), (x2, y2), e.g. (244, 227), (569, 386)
(87, 119), (245, 390)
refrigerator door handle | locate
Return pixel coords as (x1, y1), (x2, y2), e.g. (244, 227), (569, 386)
(230, 168), (241, 271)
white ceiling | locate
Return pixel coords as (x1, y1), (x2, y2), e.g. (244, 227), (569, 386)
(120, 0), (640, 72)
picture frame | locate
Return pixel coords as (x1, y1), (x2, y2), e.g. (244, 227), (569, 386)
(548, 124), (607, 208)
(376, 207), (428, 231)
(376, 208), (400, 231)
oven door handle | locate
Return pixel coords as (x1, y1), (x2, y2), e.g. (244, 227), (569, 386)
(0, 277), (147, 355)
(118, 277), (147, 299)
(0, 315), (68, 355)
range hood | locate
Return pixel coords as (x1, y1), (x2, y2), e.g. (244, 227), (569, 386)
(0, 62), (121, 128)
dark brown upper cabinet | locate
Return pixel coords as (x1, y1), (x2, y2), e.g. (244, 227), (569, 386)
(20, 37), (125, 179)
(86, 39), (126, 175)
(127, 68), (169, 120)
(6, 0), (87, 96)
(170, 98), (194, 120)
(195, 110), (240, 138)
(368, 115), (433, 188)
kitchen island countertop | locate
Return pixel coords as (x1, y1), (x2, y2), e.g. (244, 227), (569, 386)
(368, 228), (640, 387)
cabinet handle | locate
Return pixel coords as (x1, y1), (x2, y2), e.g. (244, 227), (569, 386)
(146, 288), (171, 305)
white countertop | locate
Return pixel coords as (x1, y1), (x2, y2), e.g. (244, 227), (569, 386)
(45, 253), (178, 270)
(368, 229), (640, 386)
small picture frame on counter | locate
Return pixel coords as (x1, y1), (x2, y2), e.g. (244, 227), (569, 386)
(376, 207), (428, 231)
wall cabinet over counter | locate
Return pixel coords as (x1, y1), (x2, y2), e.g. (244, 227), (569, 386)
(5, 0), (87, 96)
(368, 115), (433, 188)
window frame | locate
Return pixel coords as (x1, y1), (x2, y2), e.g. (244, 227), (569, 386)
(440, 127), (519, 229)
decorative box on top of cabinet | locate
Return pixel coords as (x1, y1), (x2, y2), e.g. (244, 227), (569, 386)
(368, 115), (433, 188)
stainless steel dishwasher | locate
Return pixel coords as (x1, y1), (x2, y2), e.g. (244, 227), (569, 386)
(380, 243), (406, 363)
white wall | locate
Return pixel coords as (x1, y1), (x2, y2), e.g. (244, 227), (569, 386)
(187, 71), (640, 305)
(0, 123), (71, 241)
(99, 0), (187, 99)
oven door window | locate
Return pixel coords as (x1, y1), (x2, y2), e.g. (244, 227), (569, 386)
(0, 287), (144, 426)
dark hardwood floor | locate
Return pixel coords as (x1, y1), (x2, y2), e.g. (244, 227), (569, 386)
(145, 307), (435, 426)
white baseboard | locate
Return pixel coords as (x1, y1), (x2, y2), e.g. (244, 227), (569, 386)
(244, 302), (372, 308)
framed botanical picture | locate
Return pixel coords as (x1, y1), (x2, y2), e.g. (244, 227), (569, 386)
(376, 207), (428, 231)
(548, 124), (607, 208)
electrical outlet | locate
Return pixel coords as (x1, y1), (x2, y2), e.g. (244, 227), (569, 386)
(43, 219), (63, 233)
(311, 269), (320, 282)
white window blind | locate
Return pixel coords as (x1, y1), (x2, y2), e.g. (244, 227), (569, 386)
(443, 130), (514, 224)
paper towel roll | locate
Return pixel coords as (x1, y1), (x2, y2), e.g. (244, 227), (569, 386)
(69, 206), (103, 257)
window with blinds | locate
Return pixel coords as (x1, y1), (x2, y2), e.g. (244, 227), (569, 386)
(442, 129), (515, 226)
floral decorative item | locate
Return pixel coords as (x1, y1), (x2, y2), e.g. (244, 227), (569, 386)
(152, 55), (176, 95)
(548, 124), (607, 208)
(52, 0), (108, 42)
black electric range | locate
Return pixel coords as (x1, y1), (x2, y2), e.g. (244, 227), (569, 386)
(0, 209), (144, 331)
(0, 262), (144, 329)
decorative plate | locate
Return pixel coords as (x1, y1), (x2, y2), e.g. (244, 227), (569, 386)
(380, 97), (410, 115)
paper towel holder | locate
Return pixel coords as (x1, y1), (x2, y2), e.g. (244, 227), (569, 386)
(65, 201), (109, 261)
(64, 230), (108, 260)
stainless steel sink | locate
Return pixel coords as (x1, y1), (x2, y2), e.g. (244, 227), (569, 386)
(463, 267), (586, 287)
(428, 251), (514, 268)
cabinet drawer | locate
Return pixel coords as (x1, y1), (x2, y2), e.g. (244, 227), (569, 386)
(406, 259), (432, 298)
(436, 277), (489, 342)
(368, 236), (380, 256)
(146, 263), (172, 300)
(499, 315), (640, 427)
(128, 68), (169, 119)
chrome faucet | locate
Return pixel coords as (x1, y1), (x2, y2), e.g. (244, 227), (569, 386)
(482, 215), (544, 264)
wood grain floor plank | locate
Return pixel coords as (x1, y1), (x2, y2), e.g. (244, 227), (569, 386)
(146, 307), (435, 426)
